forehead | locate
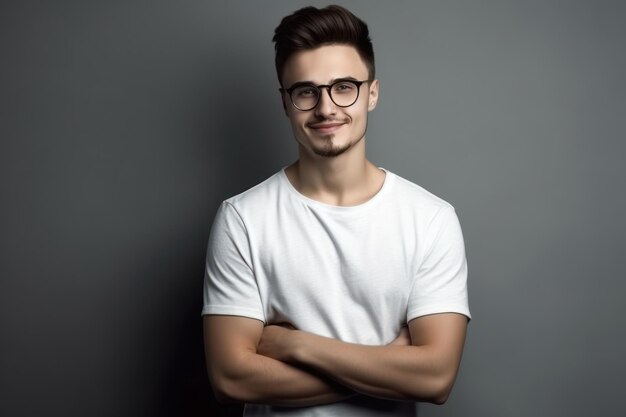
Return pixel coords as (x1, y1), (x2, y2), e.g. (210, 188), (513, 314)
(282, 44), (369, 86)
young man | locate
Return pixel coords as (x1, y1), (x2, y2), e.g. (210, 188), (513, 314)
(202, 5), (470, 416)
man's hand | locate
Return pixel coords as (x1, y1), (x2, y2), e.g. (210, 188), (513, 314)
(258, 323), (302, 362)
(388, 326), (411, 346)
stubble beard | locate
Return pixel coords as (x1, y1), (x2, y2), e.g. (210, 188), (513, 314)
(311, 121), (368, 158)
(314, 137), (353, 157)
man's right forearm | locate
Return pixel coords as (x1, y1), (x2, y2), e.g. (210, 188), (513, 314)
(210, 350), (355, 407)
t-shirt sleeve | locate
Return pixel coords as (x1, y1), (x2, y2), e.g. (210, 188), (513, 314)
(406, 206), (471, 322)
(201, 201), (265, 322)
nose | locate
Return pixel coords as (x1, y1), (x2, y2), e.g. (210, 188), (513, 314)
(314, 86), (337, 117)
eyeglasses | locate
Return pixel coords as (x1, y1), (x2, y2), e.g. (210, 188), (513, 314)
(281, 79), (371, 111)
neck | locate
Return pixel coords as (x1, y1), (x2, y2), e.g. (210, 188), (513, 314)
(285, 139), (385, 206)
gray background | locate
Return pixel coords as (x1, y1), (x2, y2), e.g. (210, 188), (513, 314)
(1, 1), (624, 416)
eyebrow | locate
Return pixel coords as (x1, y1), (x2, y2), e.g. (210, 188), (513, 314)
(286, 76), (360, 90)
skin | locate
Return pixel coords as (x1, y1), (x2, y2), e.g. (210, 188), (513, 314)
(280, 44), (384, 207)
(257, 315), (467, 403)
(203, 44), (469, 407)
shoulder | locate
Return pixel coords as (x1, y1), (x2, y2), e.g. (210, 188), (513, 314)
(384, 170), (456, 220)
(223, 169), (285, 213)
(210, 170), (285, 240)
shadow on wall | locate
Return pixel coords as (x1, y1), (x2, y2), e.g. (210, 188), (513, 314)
(154, 48), (288, 416)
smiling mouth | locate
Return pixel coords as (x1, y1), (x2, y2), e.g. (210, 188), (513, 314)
(308, 122), (345, 134)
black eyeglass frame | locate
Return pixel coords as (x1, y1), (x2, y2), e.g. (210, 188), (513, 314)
(280, 79), (372, 111)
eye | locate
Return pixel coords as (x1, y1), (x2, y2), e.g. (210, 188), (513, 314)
(332, 82), (356, 94)
(294, 86), (318, 98)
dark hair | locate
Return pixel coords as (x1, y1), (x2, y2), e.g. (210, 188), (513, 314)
(272, 5), (375, 85)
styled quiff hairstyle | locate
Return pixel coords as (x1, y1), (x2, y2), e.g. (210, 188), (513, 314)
(272, 5), (375, 85)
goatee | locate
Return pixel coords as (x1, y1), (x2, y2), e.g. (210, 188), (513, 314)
(313, 129), (367, 158)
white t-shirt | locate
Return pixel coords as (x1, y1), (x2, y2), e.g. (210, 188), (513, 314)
(203, 167), (470, 416)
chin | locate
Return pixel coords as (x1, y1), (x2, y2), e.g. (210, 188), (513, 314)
(313, 143), (352, 157)
(306, 134), (352, 157)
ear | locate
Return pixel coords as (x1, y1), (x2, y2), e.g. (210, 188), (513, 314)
(367, 79), (379, 111)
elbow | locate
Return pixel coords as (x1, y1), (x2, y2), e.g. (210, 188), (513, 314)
(430, 373), (455, 405)
(423, 380), (453, 405)
(430, 387), (451, 405)
(417, 355), (461, 405)
(411, 373), (456, 405)
(207, 351), (262, 404)
(209, 373), (250, 405)
(211, 383), (239, 405)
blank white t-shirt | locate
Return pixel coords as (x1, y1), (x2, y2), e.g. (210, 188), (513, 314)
(203, 167), (470, 416)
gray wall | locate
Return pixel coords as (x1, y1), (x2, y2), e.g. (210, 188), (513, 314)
(1, 1), (624, 416)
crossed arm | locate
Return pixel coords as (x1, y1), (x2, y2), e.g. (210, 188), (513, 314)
(203, 312), (467, 407)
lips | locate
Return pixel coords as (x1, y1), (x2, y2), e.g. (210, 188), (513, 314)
(308, 121), (346, 134)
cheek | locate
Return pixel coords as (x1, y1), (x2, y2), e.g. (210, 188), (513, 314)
(348, 105), (369, 123)
(287, 113), (309, 138)
(291, 111), (312, 128)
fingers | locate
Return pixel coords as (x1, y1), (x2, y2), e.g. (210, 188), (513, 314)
(388, 326), (411, 346)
